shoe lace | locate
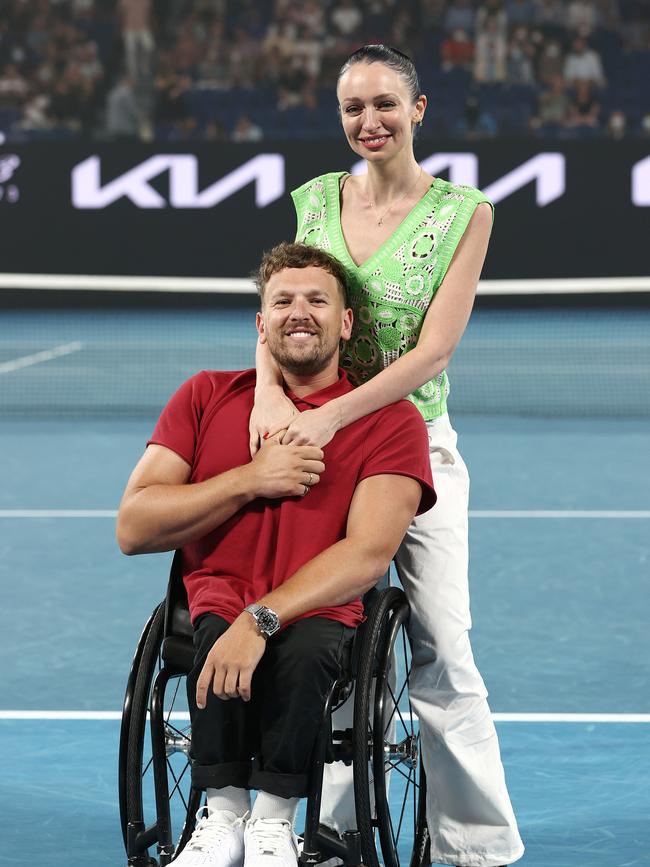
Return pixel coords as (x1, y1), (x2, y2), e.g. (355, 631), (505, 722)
(249, 820), (292, 856)
(186, 808), (244, 853)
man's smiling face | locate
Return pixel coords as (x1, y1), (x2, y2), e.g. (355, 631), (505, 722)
(257, 266), (353, 377)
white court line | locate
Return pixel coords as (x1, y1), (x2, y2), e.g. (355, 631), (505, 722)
(0, 341), (83, 374)
(470, 510), (650, 519)
(1, 510), (650, 519)
(0, 510), (118, 518)
(1, 711), (648, 723)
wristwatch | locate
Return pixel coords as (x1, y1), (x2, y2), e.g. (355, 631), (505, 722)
(244, 603), (281, 639)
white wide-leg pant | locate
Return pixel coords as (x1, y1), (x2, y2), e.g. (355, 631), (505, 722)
(320, 414), (524, 867)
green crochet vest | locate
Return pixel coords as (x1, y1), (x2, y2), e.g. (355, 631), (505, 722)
(292, 172), (493, 420)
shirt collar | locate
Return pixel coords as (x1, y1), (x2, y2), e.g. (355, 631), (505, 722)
(285, 369), (353, 409)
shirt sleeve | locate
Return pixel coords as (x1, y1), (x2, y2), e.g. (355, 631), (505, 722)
(147, 372), (212, 466)
(358, 401), (436, 515)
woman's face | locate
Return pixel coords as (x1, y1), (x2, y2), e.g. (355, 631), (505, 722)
(337, 61), (426, 162)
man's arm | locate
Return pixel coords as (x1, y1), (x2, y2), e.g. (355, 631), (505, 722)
(195, 471), (422, 705)
(116, 439), (325, 555)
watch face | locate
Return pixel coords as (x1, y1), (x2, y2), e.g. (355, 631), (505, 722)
(258, 608), (279, 635)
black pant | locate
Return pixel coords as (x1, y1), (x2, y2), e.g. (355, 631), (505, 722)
(187, 613), (354, 798)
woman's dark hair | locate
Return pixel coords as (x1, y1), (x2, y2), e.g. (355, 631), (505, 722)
(337, 44), (421, 105)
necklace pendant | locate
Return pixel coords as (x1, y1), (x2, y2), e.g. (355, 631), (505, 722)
(377, 218), (383, 226)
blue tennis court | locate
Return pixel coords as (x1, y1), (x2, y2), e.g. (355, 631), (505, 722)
(1, 302), (649, 867)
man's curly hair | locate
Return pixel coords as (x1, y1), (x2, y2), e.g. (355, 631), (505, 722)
(254, 242), (350, 306)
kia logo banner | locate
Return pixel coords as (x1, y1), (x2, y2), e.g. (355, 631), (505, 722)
(1, 140), (648, 279)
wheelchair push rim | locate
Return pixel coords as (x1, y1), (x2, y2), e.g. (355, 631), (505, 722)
(353, 587), (429, 867)
(120, 602), (201, 866)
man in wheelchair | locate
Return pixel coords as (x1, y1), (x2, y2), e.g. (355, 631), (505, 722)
(117, 242), (435, 867)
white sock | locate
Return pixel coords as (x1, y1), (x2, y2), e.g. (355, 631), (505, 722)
(207, 786), (251, 819)
(251, 790), (300, 826)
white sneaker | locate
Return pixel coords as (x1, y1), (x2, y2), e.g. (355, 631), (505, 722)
(244, 818), (299, 867)
(172, 808), (246, 866)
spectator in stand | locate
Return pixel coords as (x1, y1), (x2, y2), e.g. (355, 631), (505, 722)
(363, 0), (397, 42)
(475, 0), (508, 36)
(456, 82), (498, 137)
(533, 0), (567, 39)
(508, 26), (536, 83)
(390, 8), (415, 48)
(197, 43), (232, 89)
(154, 56), (193, 137)
(292, 24), (324, 78)
(277, 55), (309, 106)
(506, 0), (536, 28)
(231, 113), (263, 141)
(529, 72), (571, 130)
(294, 0), (326, 38)
(474, 16), (508, 82)
(641, 113), (650, 138)
(19, 94), (52, 133)
(204, 119), (228, 141)
(263, 15), (297, 62)
(566, 80), (601, 129)
(536, 37), (565, 84)
(76, 40), (104, 89)
(566, 0), (598, 35)
(330, 0), (364, 39)
(228, 26), (260, 88)
(172, 22), (203, 79)
(444, 0), (476, 37)
(0, 63), (29, 109)
(62, 61), (97, 132)
(105, 73), (140, 138)
(441, 29), (475, 72)
(605, 109), (626, 139)
(118, 0), (155, 82)
(563, 36), (606, 86)
(620, 5), (650, 52)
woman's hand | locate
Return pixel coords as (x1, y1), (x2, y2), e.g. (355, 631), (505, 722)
(249, 387), (299, 456)
(267, 403), (341, 449)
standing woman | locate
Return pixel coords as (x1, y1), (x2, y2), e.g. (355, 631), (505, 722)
(250, 45), (524, 867)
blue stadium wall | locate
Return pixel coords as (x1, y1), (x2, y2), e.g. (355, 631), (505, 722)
(0, 141), (648, 279)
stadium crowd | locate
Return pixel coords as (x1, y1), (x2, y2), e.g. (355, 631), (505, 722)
(0, 0), (649, 141)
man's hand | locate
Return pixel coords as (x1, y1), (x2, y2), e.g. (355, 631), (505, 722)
(246, 436), (325, 499)
(196, 614), (267, 706)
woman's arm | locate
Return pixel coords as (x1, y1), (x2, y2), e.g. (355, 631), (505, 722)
(249, 337), (299, 455)
(276, 202), (493, 447)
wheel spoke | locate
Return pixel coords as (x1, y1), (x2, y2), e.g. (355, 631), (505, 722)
(165, 719), (189, 740)
(383, 664), (411, 738)
(166, 677), (181, 723)
(385, 758), (420, 787)
(385, 680), (411, 737)
(396, 764), (414, 841)
(167, 757), (189, 812)
(386, 793), (400, 867)
(401, 630), (415, 739)
(141, 754), (154, 779)
(168, 758), (191, 804)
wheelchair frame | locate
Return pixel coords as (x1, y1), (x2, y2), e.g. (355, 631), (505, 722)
(119, 552), (429, 867)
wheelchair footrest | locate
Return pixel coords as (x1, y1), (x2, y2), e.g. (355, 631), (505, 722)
(301, 825), (362, 866)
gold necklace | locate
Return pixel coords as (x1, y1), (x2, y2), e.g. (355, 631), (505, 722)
(365, 167), (424, 226)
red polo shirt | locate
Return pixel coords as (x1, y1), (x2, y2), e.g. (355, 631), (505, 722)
(148, 369), (435, 628)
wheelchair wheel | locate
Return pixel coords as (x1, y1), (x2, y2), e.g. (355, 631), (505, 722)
(119, 602), (202, 866)
(353, 587), (430, 867)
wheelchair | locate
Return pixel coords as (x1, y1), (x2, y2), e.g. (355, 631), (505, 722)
(119, 552), (430, 867)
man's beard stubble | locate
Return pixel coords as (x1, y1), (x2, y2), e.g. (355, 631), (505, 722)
(266, 331), (339, 377)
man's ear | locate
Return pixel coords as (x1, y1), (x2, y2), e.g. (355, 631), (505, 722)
(256, 311), (267, 344)
(341, 307), (353, 342)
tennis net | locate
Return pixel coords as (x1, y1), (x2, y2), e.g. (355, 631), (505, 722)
(1, 277), (649, 419)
